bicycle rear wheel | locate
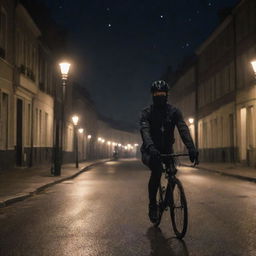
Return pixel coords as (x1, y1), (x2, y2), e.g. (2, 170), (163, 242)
(170, 178), (188, 239)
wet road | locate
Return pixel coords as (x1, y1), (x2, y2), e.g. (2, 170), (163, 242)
(0, 159), (256, 256)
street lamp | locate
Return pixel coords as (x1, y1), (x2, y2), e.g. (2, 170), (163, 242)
(72, 115), (79, 126)
(53, 61), (71, 176)
(250, 60), (256, 78)
(188, 118), (194, 124)
(59, 62), (71, 82)
(72, 115), (79, 168)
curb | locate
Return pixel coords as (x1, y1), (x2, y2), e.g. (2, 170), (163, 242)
(0, 160), (109, 208)
(181, 163), (256, 183)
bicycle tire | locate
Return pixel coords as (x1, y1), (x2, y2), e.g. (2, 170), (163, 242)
(154, 185), (164, 227)
(170, 178), (188, 239)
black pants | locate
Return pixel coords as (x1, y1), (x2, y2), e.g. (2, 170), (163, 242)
(142, 153), (171, 205)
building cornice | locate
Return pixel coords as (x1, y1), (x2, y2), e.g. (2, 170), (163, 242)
(16, 4), (41, 37)
(196, 16), (232, 55)
(196, 0), (246, 55)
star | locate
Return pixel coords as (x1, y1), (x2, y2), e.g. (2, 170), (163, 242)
(160, 15), (164, 19)
(208, 2), (212, 6)
(107, 8), (110, 11)
(186, 42), (190, 47)
(108, 23), (112, 28)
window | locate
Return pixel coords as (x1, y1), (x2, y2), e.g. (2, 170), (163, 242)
(0, 8), (7, 58)
(0, 92), (9, 149)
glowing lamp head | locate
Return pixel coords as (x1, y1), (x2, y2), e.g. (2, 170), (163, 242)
(98, 137), (102, 142)
(87, 135), (92, 139)
(78, 128), (84, 134)
(107, 141), (111, 145)
(72, 115), (79, 126)
(251, 60), (256, 75)
(118, 144), (122, 147)
(101, 139), (105, 143)
(59, 62), (71, 79)
(188, 118), (194, 124)
(134, 143), (139, 147)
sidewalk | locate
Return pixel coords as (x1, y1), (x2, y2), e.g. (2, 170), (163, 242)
(0, 159), (109, 208)
(181, 160), (256, 182)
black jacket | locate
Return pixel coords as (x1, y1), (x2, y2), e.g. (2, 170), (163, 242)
(139, 104), (195, 154)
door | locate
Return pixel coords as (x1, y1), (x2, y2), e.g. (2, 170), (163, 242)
(16, 99), (23, 166)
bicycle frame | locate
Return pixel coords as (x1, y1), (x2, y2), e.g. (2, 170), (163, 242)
(159, 153), (189, 210)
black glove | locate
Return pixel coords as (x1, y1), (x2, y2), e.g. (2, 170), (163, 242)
(148, 145), (161, 160)
(189, 149), (199, 164)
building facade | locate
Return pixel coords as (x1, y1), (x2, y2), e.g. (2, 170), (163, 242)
(167, 0), (256, 167)
(0, 1), (139, 171)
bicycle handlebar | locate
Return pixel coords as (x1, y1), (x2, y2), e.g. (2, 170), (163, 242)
(160, 153), (199, 167)
(160, 153), (189, 157)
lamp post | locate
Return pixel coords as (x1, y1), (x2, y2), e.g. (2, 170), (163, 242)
(87, 134), (92, 159)
(72, 115), (79, 168)
(78, 128), (84, 161)
(53, 62), (71, 176)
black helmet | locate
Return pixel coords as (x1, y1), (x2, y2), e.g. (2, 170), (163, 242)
(151, 80), (169, 93)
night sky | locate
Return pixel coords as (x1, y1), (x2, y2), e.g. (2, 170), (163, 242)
(41, 0), (238, 128)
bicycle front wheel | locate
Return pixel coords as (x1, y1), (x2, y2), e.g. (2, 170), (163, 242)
(170, 178), (188, 239)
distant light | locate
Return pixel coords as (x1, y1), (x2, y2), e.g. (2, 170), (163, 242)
(98, 137), (102, 142)
(118, 144), (122, 147)
(72, 115), (79, 126)
(101, 139), (105, 143)
(250, 60), (256, 75)
(208, 2), (212, 6)
(78, 128), (84, 134)
(188, 118), (194, 124)
(87, 135), (92, 139)
(160, 15), (164, 19)
(124, 146), (128, 150)
(108, 24), (112, 27)
(134, 144), (139, 147)
(107, 141), (111, 145)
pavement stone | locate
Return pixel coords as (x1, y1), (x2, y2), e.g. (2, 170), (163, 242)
(181, 160), (256, 182)
(0, 159), (109, 208)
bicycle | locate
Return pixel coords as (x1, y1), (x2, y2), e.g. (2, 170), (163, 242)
(154, 153), (194, 239)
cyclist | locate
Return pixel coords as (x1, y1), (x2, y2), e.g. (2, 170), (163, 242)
(139, 80), (199, 223)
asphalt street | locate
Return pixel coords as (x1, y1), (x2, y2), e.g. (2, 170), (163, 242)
(0, 159), (256, 256)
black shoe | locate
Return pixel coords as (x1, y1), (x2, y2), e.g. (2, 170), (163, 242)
(148, 204), (158, 223)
